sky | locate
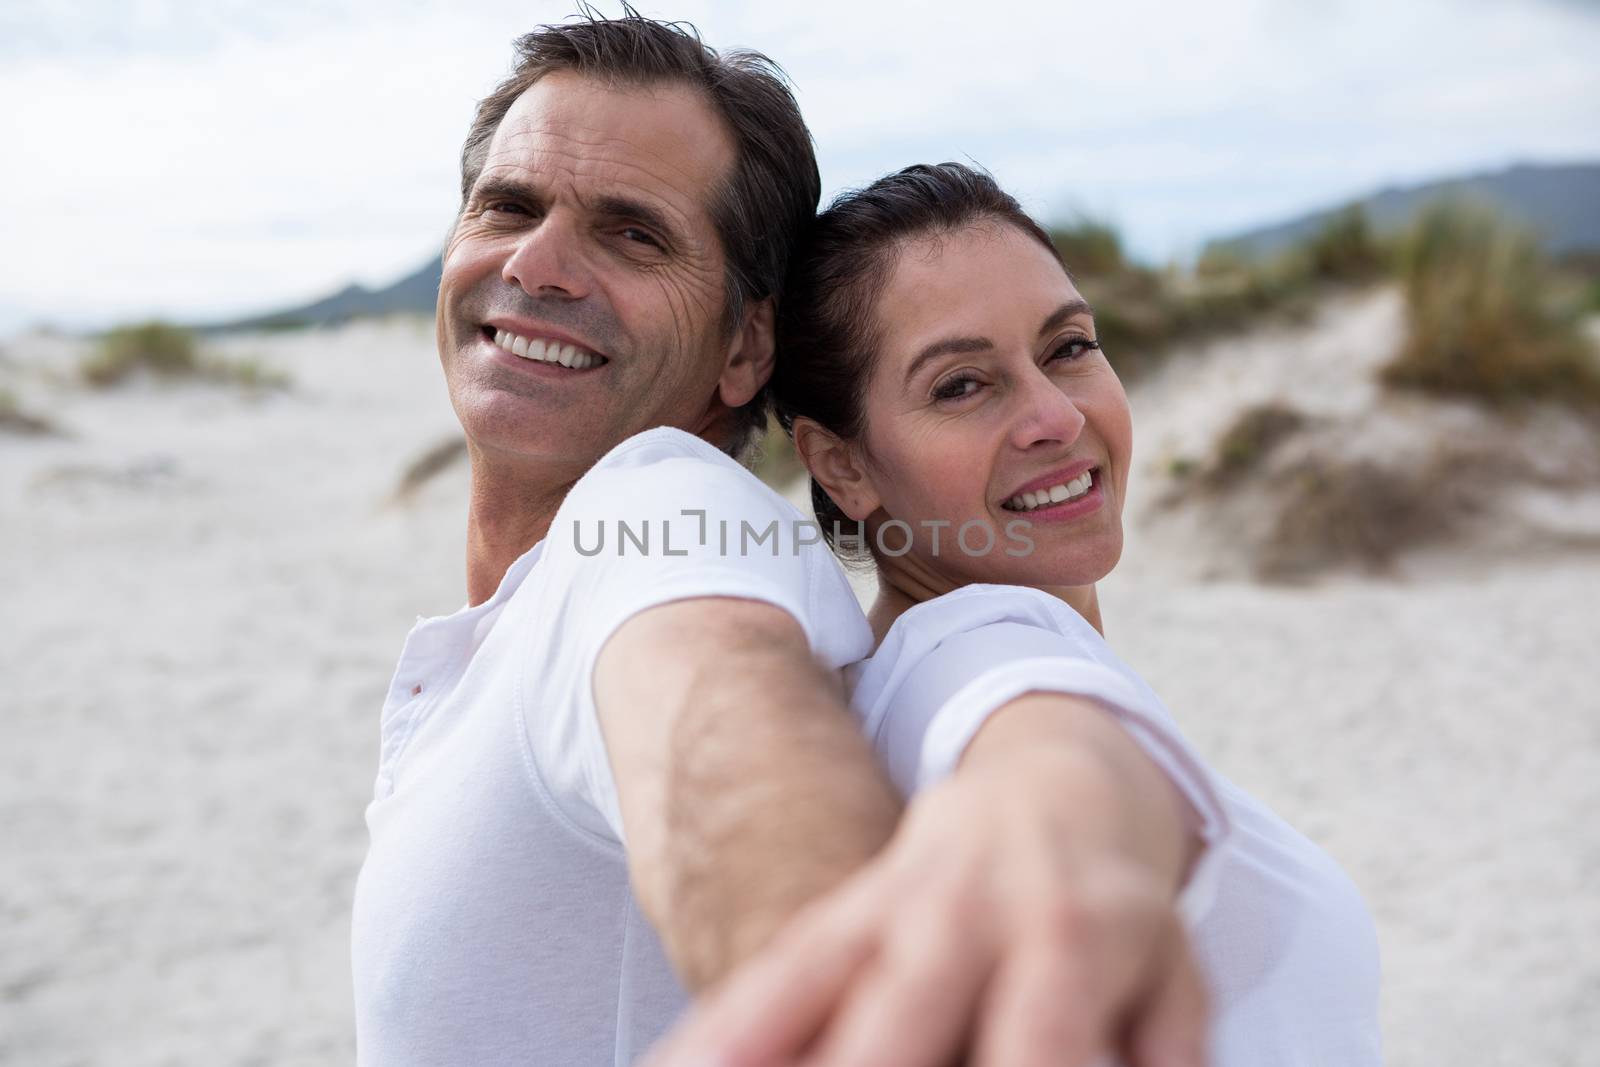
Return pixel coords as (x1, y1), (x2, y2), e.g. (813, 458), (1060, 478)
(3, 0), (1598, 334)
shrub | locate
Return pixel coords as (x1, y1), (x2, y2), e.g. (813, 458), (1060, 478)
(1207, 402), (1307, 486)
(1049, 217), (1127, 278)
(1295, 205), (1391, 284)
(81, 321), (291, 391)
(0, 387), (62, 436)
(390, 436), (468, 502)
(83, 321), (199, 385)
(1382, 202), (1600, 407)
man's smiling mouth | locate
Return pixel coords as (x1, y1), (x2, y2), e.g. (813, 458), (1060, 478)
(483, 326), (607, 369)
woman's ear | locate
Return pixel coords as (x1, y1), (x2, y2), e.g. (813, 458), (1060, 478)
(793, 417), (881, 520)
(716, 297), (776, 409)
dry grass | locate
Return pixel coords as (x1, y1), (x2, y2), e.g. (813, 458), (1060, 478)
(389, 435), (468, 503)
(1051, 213), (1388, 380)
(1257, 452), (1475, 581)
(1382, 202), (1600, 408)
(82, 322), (291, 391)
(0, 386), (63, 437)
(1205, 402), (1308, 488)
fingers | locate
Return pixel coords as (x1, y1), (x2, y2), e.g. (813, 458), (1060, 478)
(642, 876), (886, 1067)
(968, 939), (1109, 1067)
(967, 885), (1199, 1067)
(800, 915), (992, 1067)
(1124, 927), (1210, 1067)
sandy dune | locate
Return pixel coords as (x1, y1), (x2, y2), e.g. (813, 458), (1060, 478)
(2, 296), (1596, 1065)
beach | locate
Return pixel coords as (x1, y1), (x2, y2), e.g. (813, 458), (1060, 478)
(3, 303), (1597, 1065)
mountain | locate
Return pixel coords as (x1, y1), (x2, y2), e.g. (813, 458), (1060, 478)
(1209, 161), (1600, 261)
(207, 161), (1599, 332)
(200, 255), (442, 333)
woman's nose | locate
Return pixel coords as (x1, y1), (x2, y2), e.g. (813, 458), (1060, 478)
(500, 213), (591, 300)
(1008, 371), (1086, 452)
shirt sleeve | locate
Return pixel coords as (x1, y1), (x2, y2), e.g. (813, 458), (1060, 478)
(524, 429), (872, 845)
(859, 589), (1231, 924)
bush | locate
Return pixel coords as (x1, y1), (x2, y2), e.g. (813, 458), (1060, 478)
(1382, 202), (1600, 407)
(81, 321), (290, 391)
(1049, 218), (1127, 278)
(0, 386), (62, 436)
(83, 321), (199, 385)
(1259, 453), (1471, 581)
(1295, 205), (1392, 284)
(1207, 402), (1307, 486)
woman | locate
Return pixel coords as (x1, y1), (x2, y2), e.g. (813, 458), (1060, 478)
(656, 164), (1382, 1067)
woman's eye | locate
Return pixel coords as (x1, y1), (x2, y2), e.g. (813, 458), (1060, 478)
(1048, 337), (1101, 363)
(932, 376), (981, 402)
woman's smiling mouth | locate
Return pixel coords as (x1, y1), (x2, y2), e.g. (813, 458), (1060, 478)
(1002, 468), (1098, 513)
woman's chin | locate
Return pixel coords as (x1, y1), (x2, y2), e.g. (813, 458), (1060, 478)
(969, 539), (1122, 590)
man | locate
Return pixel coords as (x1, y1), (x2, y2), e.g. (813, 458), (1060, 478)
(352, 13), (1223, 1066)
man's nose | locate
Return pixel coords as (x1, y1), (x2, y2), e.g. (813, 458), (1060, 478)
(1008, 371), (1086, 452)
(501, 213), (591, 299)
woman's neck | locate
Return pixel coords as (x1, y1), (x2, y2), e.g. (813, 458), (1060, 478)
(867, 561), (1105, 647)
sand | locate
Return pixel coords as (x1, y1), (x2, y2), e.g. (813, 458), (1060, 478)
(2, 297), (1597, 1065)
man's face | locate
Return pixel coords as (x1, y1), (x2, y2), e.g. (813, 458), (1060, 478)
(438, 71), (742, 480)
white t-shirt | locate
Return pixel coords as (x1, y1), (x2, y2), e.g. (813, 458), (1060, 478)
(847, 584), (1384, 1066)
(351, 427), (872, 1065)
(350, 426), (1314, 1066)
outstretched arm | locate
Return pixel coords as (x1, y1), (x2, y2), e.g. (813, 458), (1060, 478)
(593, 595), (903, 989)
(643, 689), (1212, 1067)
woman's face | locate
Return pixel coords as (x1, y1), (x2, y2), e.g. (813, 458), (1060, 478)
(848, 221), (1132, 589)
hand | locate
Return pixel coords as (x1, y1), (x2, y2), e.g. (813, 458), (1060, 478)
(641, 752), (1210, 1067)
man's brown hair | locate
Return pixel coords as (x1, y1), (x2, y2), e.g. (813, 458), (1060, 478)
(457, 8), (820, 458)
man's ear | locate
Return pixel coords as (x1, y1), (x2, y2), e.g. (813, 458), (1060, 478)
(793, 417), (881, 520)
(717, 297), (776, 409)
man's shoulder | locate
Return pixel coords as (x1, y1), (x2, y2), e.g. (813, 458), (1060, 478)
(559, 427), (799, 526)
(589, 425), (743, 474)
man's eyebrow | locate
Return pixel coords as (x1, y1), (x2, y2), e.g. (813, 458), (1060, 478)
(469, 176), (543, 207)
(592, 194), (679, 244)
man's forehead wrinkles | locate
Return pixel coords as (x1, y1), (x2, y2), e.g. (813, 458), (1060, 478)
(493, 120), (723, 190)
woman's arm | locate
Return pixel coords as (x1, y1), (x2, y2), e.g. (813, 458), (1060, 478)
(644, 689), (1211, 1067)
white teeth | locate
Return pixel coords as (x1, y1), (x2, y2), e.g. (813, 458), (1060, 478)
(490, 328), (601, 368)
(1005, 471), (1097, 512)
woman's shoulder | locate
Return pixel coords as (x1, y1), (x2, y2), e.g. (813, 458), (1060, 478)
(851, 583), (1132, 719)
(880, 583), (1103, 650)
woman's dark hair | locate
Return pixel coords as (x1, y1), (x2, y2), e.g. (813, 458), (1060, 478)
(771, 162), (1065, 558)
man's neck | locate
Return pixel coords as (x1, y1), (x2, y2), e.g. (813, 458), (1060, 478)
(460, 416), (740, 606)
(463, 453), (575, 607)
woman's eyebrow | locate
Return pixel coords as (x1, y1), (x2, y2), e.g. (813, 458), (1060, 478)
(905, 335), (993, 384)
(903, 299), (1098, 385)
(1038, 299), (1095, 337)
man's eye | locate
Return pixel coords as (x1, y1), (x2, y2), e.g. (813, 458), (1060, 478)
(484, 201), (529, 216)
(619, 227), (662, 248)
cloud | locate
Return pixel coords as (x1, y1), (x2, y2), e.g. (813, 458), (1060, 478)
(2, 0), (1596, 330)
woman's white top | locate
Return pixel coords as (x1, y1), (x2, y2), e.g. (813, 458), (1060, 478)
(845, 584), (1383, 1067)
